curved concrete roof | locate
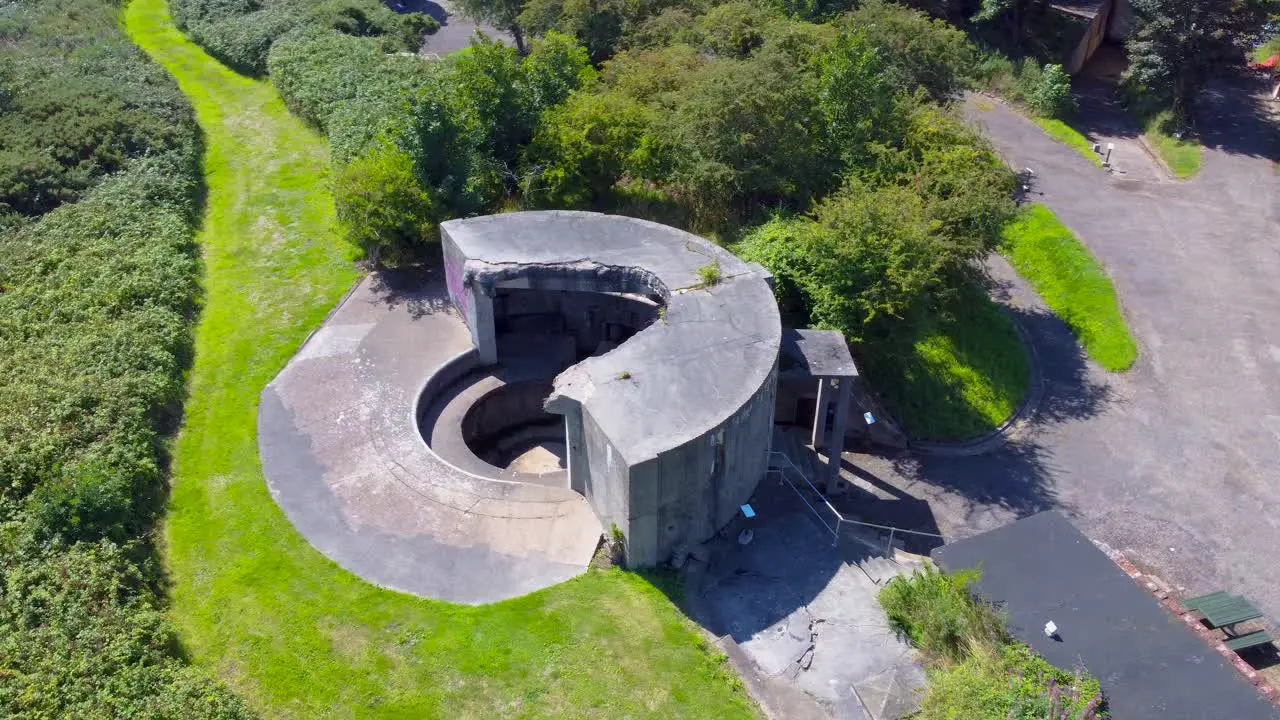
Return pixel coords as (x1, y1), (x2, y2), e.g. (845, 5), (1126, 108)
(440, 211), (783, 463)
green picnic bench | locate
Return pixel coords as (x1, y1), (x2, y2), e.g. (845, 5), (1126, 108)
(1182, 591), (1263, 630)
(1182, 591), (1274, 652)
(1224, 630), (1274, 652)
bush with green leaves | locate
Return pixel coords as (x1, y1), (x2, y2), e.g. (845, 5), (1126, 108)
(842, 0), (978, 100)
(0, 0), (254, 714)
(0, 0), (197, 218)
(332, 142), (440, 264)
(172, 0), (436, 75)
(879, 568), (1106, 720)
(521, 91), (664, 208)
(1026, 62), (1074, 118)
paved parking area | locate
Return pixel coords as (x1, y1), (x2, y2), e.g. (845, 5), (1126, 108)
(849, 80), (1280, 621)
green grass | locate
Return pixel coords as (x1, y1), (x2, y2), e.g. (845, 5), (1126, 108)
(1142, 112), (1202, 179)
(1001, 205), (1136, 371)
(123, 0), (757, 717)
(864, 285), (1029, 442)
(1033, 117), (1104, 168)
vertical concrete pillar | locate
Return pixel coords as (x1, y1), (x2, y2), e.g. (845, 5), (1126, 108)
(826, 378), (851, 495)
(811, 378), (832, 449)
(470, 288), (498, 365)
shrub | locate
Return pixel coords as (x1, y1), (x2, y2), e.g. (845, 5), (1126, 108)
(521, 91), (661, 208)
(878, 568), (1106, 720)
(174, 0), (435, 76)
(842, 0), (979, 100)
(333, 142), (439, 265)
(1028, 62), (1075, 118)
(0, 0), (198, 217)
(878, 566), (1005, 663)
(184, 5), (301, 75)
(267, 28), (388, 130)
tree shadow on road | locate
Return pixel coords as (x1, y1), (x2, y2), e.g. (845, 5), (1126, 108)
(1196, 74), (1280, 164)
(845, 297), (1113, 544)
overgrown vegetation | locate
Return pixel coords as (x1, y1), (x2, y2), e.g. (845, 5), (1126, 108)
(1001, 205), (1137, 371)
(879, 567), (1107, 719)
(0, 0), (250, 715)
(169, 0), (436, 75)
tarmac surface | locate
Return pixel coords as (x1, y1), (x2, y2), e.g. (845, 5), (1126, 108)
(257, 269), (601, 604)
(847, 77), (1280, 624)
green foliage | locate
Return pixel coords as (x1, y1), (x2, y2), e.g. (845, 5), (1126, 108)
(1127, 0), (1275, 114)
(879, 566), (1004, 663)
(0, 0), (197, 218)
(455, 0), (530, 51)
(918, 643), (1106, 719)
(697, 1), (774, 57)
(695, 259), (723, 287)
(332, 142), (439, 264)
(1033, 117), (1104, 167)
(1001, 205), (1137, 371)
(880, 568), (1106, 720)
(843, 0), (978, 100)
(0, 542), (253, 719)
(1026, 62), (1074, 118)
(171, 0), (435, 75)
(817, 26), (895, 164)
(521, 91), (662, 207)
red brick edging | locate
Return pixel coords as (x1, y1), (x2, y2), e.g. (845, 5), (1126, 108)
(1111, 554), (1279, 705)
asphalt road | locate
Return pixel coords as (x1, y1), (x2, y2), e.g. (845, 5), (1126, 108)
(848, 77), (1280, 621)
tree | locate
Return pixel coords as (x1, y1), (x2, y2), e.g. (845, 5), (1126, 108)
(1126, 0), (1277, 115)
(332, 142), (439, 265)
(455, 0), (530, 53)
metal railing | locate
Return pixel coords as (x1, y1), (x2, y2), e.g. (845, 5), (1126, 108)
(766, 450), (950, 555)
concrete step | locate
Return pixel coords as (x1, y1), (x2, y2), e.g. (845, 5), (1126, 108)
(858, 555), (908, 586)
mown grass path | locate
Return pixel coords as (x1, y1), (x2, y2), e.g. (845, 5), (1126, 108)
(124, 0), (755, 716)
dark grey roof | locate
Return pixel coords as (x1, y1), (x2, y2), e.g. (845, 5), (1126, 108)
(779, 328), (858, 379)
(933, 511), (1280, 720)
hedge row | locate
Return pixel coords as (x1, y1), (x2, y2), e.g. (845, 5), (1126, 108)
(0, 0), (252, 715)
(0, 0), (198, 220)
(170, 0), (438, 75)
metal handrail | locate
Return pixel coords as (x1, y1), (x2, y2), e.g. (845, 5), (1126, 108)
(767, 450), (950, 553)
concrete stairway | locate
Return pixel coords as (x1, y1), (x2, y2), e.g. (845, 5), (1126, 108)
(857, 554), (912, 586)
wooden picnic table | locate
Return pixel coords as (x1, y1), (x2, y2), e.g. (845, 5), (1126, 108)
(1183, 591), (1263, 632)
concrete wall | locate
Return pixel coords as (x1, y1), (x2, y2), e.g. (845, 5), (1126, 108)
(1067, 2), (1112, 74)
(494, 288), (658, 359)
(622, 363), (778, 566)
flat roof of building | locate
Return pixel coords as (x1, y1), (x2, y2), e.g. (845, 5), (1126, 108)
(780, 328), (858, 379)
(441, 211), (781, 463)
(933, 511), (1280, 720)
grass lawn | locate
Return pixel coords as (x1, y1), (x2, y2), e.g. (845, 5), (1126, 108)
(863, 285), (1029, 442)
(1001, 205), (1136, 371)
(124, 0), (756, 716)
(1142, 116), (1202, 179)
(1033, 117), (1104, 168)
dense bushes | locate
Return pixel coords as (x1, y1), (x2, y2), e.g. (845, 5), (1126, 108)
(0, 0), (197, 219)
(0, 0), (251, 715)
(171, 0), (436, 75)
(879, 568), (1106, 719)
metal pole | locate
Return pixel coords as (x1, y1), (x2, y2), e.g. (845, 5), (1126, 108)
(887, 528), (895, 556)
